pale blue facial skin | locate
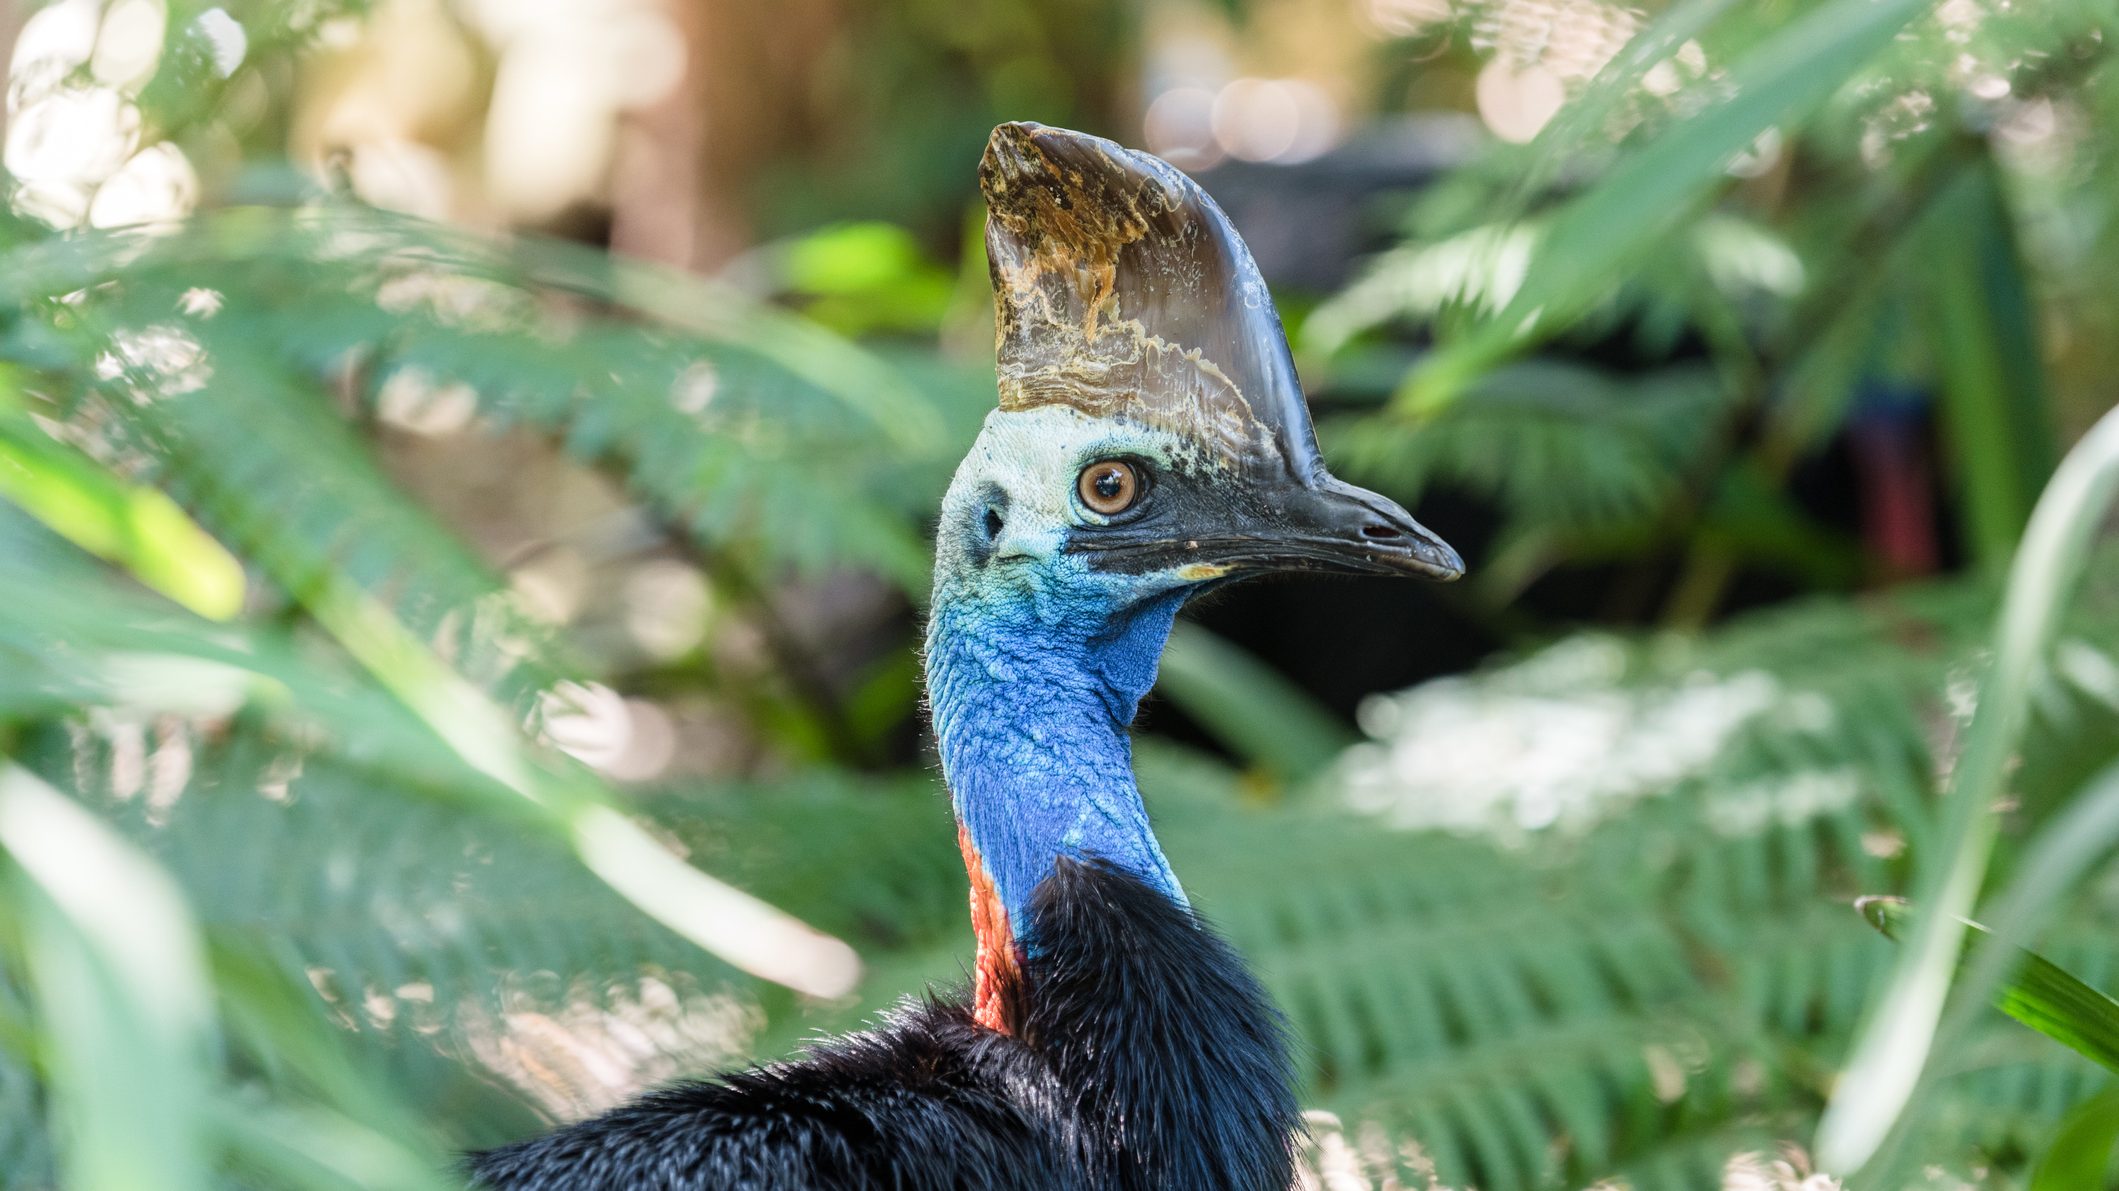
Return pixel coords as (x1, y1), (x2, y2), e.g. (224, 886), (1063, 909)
(925, 407), (1214, 938)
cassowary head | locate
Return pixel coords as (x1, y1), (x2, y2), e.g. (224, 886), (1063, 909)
(936, 123), (1461, 624)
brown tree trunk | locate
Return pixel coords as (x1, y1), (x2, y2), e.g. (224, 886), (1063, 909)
(609, 0), (842, 273)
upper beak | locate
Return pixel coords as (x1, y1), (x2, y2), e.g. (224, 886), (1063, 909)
(1200, 478), (1464, 581)
(1070, 476), (1464, 582)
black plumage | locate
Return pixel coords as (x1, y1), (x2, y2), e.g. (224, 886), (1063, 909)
(466, 860), (1298, 1190)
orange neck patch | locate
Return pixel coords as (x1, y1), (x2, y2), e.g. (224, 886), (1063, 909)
(957, 823), (1020, 1034)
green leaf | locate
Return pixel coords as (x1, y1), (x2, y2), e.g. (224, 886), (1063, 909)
(1408, 0), (1930, 409)
(211, 1095), (462, 1191)
(1509, 0), (1747, 205)
(208, 944), (458, 1181)
(1857, 897), (2119, 1075)
(784, 222), (932, 296)
(305, 574), (864, 999)
(2029, 1084), (2119, 1191)
(0, 764), (216, 1191)
(0, 416), (245, 621)
(1913, 157), (2061, 570)
(1159, 622), (1354, 782)
(1820, 404), (2119, 1173)
(1324, 360), (1736, 541)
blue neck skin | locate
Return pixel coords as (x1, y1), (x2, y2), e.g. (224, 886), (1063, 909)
(926, 579), (1187, 940)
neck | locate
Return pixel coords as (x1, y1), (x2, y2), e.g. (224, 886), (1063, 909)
(924, 571), (1299, 1189)
(925, 579), (1186, 1024)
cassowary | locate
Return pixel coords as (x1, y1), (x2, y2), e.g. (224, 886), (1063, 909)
(469, 121), (1462, 1191)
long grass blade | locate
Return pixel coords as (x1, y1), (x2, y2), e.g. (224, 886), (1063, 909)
(309, 576), (863, 998)
(1857, 896), (2119, 1074)
(1817, 404), (2119, 1172)
(1913, 158), (2059, 568)
(0, 764), (216, 1191)
(1936, 757), (2119, 1075)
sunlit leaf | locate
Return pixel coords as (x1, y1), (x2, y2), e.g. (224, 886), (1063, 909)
(1408, 0), (1929, 409)
(0, 417), (245, 620)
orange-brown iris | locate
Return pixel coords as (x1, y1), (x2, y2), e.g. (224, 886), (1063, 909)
(1076, 460), (1140, 516)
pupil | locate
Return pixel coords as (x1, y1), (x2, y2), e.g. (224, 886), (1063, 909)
(1095, 471), (1123, 499)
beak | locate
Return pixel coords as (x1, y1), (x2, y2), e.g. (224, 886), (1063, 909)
(1072, 475), (1464, 582)
(1196, 478), (1464, 581)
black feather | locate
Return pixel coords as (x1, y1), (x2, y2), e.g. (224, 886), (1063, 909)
(467, 861), (1299, 1190)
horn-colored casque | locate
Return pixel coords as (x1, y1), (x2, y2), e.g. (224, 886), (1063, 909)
(978, 122), (1326, 481)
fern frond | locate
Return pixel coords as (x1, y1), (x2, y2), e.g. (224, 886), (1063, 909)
(0, 206), (970, 596)
(1320, 362), (1737, 543)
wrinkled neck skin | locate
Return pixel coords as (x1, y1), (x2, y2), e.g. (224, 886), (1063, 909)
(926, 572), (1187, 940)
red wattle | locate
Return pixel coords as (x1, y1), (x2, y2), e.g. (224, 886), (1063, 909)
(957, 824), (1020, 1034)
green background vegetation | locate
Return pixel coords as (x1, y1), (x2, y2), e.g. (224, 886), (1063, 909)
(4, 0), (2119, 1187)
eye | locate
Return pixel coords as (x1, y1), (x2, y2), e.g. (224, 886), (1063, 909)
(1076, 459), (1141, 516)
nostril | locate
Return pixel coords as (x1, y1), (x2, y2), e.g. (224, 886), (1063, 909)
(1360, 523), (1403, 541)
(983, 507), (1005, 541)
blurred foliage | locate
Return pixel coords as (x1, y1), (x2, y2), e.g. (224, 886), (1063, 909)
(5, 1), (2119, 1190)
